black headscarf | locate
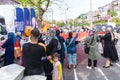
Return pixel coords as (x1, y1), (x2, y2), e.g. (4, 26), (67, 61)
(56, 30), (61, 41)
(68, 32), (72, 39)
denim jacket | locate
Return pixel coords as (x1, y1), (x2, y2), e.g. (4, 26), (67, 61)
(65, 33), (78, 54)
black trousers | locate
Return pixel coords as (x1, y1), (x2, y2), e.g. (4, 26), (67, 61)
(88, 59), (97, 67)
(46, 75), (52, 80)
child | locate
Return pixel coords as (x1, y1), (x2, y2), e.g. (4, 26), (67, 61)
(18, 33), (27, 65)
(49, 53), (63, 80)
(20, 33), (27, 49)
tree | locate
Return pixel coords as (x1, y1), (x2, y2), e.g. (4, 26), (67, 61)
(107, 10), (118, 17)
(17, 0), (62, 29)
(110, 17), (120, 26)
(77, 16), (90, 27)
(57, 21), (65, 27)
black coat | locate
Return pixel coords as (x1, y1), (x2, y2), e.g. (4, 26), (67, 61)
(2, 38), (14, 66)
(44, 38), (58, 75)
(56, 30), (65, 59)
(102, 32), (119, 62)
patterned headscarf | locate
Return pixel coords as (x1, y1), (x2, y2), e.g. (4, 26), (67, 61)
(45, 29), (56, 45)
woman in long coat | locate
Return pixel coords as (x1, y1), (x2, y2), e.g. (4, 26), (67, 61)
(102, 28), (119, 68)
(44, 29), (58, 80)
(85, 30), (100, 69)
(2, 32), (15, 66)
(56, 30), (65, 67)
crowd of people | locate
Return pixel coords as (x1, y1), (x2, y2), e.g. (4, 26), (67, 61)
(0, 26), (119, 80)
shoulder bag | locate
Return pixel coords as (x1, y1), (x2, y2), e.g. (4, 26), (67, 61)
(84, 35), (94, 54)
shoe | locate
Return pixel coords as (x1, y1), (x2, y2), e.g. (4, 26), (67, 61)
(86, 66), (92, 69)
(73, 65), (77, 68)
(94, 67), (97, 69)
(68, 65), (71, 69)
(110, 64), (113, 66)
(103, 66), (110, 68)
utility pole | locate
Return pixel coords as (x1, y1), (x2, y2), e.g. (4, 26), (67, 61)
(90, 0), (93, 28)
(51, 10), (53, 27)
(65, 7), (68, 27)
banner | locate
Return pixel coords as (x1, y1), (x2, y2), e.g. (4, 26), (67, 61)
(16, 7), (24, 33)
(30, 8), (36, 29)
(24, 8), (30, 28)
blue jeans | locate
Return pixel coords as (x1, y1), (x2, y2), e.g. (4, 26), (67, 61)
(68, 53), (77, 65)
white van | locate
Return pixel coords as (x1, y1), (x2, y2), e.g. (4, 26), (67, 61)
(0, 16), (7, 35)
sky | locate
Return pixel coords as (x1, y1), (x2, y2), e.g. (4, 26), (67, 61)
(44, 0), (113, 21)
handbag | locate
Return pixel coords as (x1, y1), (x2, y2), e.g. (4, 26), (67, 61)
(114, 38), (118, 45)
(14, 39), (22, 58)
(84, 36), (94, 54)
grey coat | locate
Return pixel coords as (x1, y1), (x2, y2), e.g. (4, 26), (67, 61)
(85, 34), (100, 60)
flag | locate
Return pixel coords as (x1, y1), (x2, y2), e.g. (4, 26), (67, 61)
(24, 8), (30, 28)
(16, 7), (24, 33)
(30, 8), (36, 29)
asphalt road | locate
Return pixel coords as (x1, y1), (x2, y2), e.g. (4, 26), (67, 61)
(63, 38), (120, 80)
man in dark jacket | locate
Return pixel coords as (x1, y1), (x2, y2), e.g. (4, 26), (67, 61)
(22, 29), (46, 76)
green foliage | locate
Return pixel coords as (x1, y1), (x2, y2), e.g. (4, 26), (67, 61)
(79, 21), (90, 27)
(93, 20), (107, 25)
(78, 19), (90, 27)
(68, 20), (73, 27)
(107, 10), (118, 17)
(57, 21), (65, 27)
(74, 19), (78, 27)
(110, 17), (120, 26)
(18, 0), (50, 15)
(18, 0), (62, 28)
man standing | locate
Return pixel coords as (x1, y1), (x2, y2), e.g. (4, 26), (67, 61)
(22, 29), (46, 76)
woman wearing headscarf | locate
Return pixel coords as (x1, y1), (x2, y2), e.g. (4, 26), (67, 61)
(1, 32), (15, 66)
(102, 28), (119, 68)
(85, 30), (100, 69)
(56, 30), (65, 67)
(44, 29), (58, 80)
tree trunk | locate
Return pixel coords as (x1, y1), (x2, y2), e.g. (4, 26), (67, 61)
(36, 9), (45, 31)
(36, 16), (42, 29)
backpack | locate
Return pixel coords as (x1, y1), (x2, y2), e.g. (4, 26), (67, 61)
(56, 37), (61, 50)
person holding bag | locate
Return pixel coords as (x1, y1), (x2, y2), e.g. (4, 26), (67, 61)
(85, 30), (100, 69)
(102, 28), (119, 68)
(65, 30), (79, 69)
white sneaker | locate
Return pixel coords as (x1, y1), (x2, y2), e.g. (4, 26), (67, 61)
(86, 66), (92, 69)
(94, 67), (97, 69)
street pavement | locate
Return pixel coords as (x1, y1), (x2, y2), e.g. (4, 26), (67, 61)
(63, 38), (120, 80)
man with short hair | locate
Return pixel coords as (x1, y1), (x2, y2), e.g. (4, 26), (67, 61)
(22, 29), (46, 76)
